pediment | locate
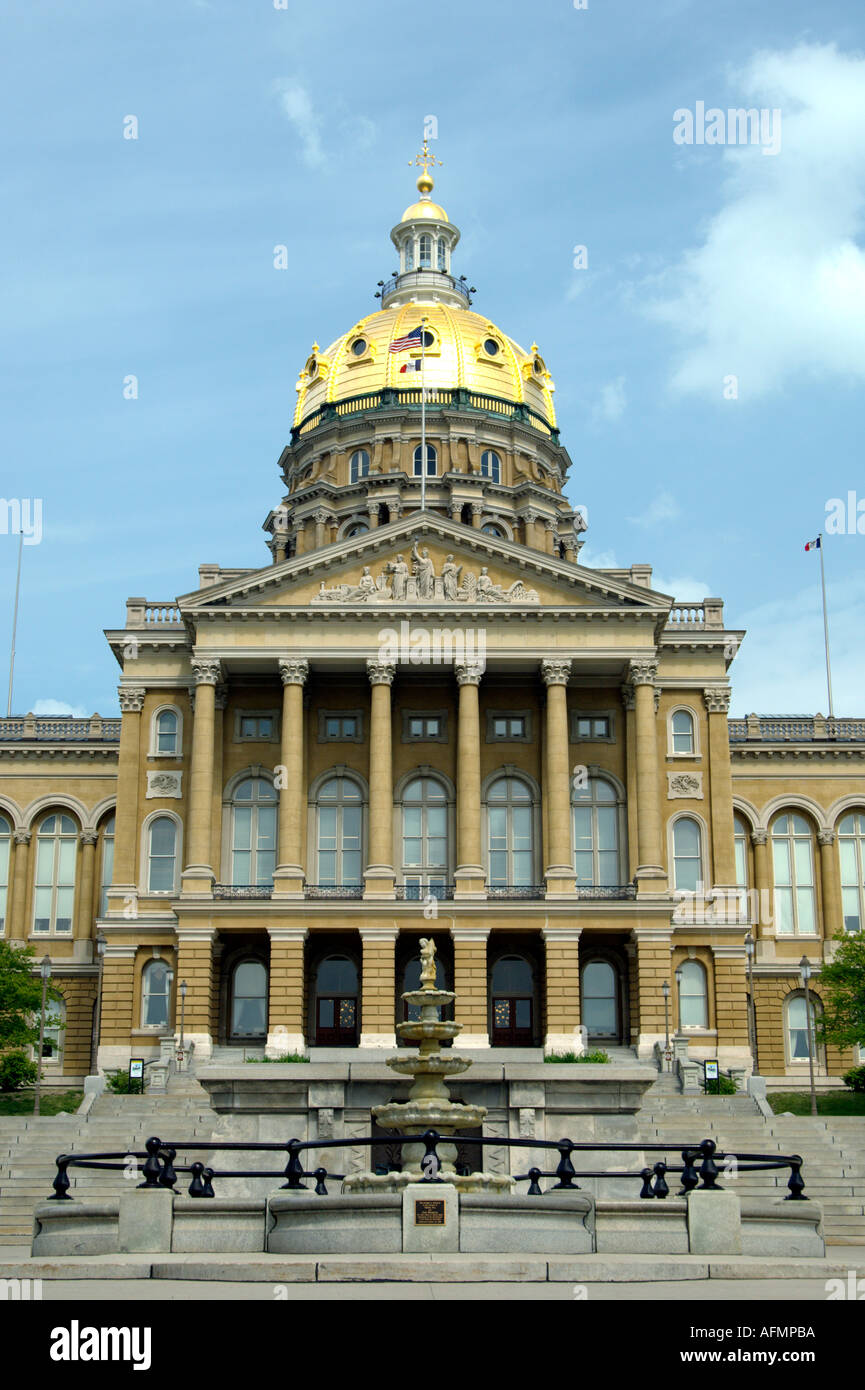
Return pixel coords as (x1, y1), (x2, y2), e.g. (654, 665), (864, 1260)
(177, 516), (671, 617)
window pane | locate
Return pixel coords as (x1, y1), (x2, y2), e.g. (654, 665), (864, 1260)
(774, 886), (794, 934)
(492, 957), (532, 993)
(318, 958), (357, 993)
(54, 887), (74, 932)
(326, 718), (340, 737)
(233, 807), (252, 851)
(772, 839), (792, 886)
(793, 840), (813, 886)
(796, 888), (816, 933)
(674, 819), (700, 856)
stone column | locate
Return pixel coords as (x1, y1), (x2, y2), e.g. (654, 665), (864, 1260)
(454, 662), (486, 898)
(106, 685), (145, 915)
(74, 831), (99, 957)
(621, 684), (639, 879)
(293, 519), (307, 556)
(751, 830), (772, 943)
(181, 659), (221, 895)
(451, 927), (489, 1047)
(174, 928), (216, 1061)
(541, 658), (575, 896)
(367, 506), (380, 530)
(7, 831), (31, 941)
(543, 927), (582, 1052)
(817, 829), (842, 940)
(543, 518), (556, 555)
(97, 941), (137, 1069)
(470, 503), (483, 530)
(704, 686), (736, 895)
(266, 927), (307, 1056)
(364, 660), (395, 897)
(313, 508), (331, 550)
(359, 926), (398, 1047)
(632, 927), (672, 1058)
(273, 659), (308, 898)
(628, 659), (666, 891)
(712, 945), (751, 1065)
(450, 502), (462, 524)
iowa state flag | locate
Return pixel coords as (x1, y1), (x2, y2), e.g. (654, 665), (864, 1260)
(804, 536), (821, 552)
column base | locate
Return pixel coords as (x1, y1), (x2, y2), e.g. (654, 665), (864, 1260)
(180, 867), (214, 898)
(635, 865), (668, 896)
(265, 1032), (306, 1058)
(454, 866), (487, 900)
(363, 866), (395, 900)
(271, 865), (306, 900)
(544, 866), (576, 898)
(359, 1032), (397, 1049)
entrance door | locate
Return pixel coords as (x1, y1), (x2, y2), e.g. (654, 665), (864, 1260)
(314, 956), (359, 1046)
(491, 956), (534, 1046)
(230, 960), (268, 1040)
(581, 960), (619, 1041)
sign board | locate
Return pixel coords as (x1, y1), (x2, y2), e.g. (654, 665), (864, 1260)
(704, 1060), (719, 1080)
(129, 1059), (144, 1079)
(414, 1199), (446, 1226)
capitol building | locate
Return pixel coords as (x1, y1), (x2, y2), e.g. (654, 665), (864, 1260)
(1, 154), (863, 1088)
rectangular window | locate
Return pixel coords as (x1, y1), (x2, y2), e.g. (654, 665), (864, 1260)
(491, 716), (526, 739)
(408, 716), (441, 739)
(574, 716), (611, 740)
(238, 715), (274, 740)
(318, 710), (364, 743)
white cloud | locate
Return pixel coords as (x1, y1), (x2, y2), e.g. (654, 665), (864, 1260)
(647, 43), (865, 398)
(591, 376), (627, 424)
(276, 80), (325, 169)
(627, 490), (681, 527)
(650, 573), (714, 599)
(31, 698), (88, 717)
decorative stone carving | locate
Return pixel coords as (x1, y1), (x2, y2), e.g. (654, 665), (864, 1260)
(540, 658), (571, 687)
(751, 829), (768, 846)
(279, 658), (309, 687)
(214, 684), (229, 711)
(146, 771), (182, 799)
(667, 771), (703, 799)
(118, 685), (146, 713)
(190, 659), (222, 687)
(817, 829), (836, 847)
(628, 659), (658, 686)
(80, 831), (99, 847)
(455, 662), (484, 686)
(704, 686), (732, 714)
(313, 508), (332, 526)
(13, 830), (31, 847)
(620, 681), (636, 712)
(367, 659), (395, 686)
(518, 1107), (536, 1138)
(310, 540), (540, 605)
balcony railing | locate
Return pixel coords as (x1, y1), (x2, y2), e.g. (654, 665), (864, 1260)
(487, 884), (547, 899)
(213, 884), (273, 900)
(729, 714), (865, 743)
(574, 884), (637, 900)
(0, 714), (121, 743)
(292, 386), (558, 444)
(395, 884), (456, 901)
(305, 885), (364, 899)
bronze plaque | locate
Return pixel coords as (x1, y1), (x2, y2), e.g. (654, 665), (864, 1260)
(414, 1199), (446, 1226)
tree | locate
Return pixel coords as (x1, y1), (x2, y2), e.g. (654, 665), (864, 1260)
(817, 932), (865, 1051)
(0, 940), (61, 1052)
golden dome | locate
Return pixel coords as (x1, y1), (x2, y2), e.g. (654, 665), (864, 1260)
(401, 198), (449, 223)
(293, 304), (556, 433)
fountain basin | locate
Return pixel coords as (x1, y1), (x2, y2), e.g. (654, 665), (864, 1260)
(397, 1020), (461, 1043)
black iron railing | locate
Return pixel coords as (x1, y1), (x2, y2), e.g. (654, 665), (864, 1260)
(395, 884), (456, 901)
(574, 884), (637, 900)
(487, 884), (546, 899)
(213, 885), (273, 900)
(46, 1131), (808, 1204)
(291, 387), (559, 446)
(305, 885), (364, 899)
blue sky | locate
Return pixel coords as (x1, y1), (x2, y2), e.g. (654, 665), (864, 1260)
(1, 0), (863, 718)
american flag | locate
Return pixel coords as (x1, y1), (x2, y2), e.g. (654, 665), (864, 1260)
(388, 325), (424, 353)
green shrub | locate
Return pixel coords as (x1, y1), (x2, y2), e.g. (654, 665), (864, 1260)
(703, 1073), (738, 1095)
(544, 1049), (610, 1064)
(842, 1064), (865, 1093)
(0, 1050), (38, 1092)
(243, 1053), (309, 1064)
(104, 1068), (141, 1094)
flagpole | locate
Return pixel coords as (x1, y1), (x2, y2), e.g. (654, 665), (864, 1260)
(420, 317), (426, 512)
(818, 532), (834, 718)
(7, 528), (23, 717)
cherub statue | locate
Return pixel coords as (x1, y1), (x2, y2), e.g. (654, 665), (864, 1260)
(419, 936), (437, 986)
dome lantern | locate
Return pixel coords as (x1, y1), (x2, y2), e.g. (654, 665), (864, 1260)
(383, 140), (465, 310)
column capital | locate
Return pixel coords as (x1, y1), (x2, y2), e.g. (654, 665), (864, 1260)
(175, 927), (217, 945)
(279, 658), (309, 686)
(118, 684), (146, 712)
(540, 658), (571, 687)
(751, 829), (768, 846)
(620, 681), (636, 711)
(367, 659), (395, 686)
(79, 831), (99, 848)
(817, 828), (836, 847)
(627, 658), (658, 687)
(703, 685), (732, 714)
(313, 507), (332, 526)
(190, 659), (222, 687)
(12, 829), (31, 847)
(470, 502), (484, 517)
(455, 662), (484, 687)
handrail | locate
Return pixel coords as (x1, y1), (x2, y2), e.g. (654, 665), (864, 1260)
(46, 1131), (808, 1203)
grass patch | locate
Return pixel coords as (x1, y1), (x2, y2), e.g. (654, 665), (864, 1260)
(544, 1049), (610, 1064)
(768, 1090), (865, 1117)
(0, 1089), (83, 1116)
(243, 1053), (309, 1064)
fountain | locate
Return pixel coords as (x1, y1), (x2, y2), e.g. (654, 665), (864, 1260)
(343, 937), (513, 1193)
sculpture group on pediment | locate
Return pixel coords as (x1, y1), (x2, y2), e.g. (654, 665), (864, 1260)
(311, 540), (540, 605)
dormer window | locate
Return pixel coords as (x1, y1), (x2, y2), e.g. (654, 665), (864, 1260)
(484, 338), (499, 356)
(350, 449), (370, 483)
(480, 450), (501, 482)
(351, 338), (367, 357)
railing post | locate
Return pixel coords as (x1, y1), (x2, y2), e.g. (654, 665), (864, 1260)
(188, 1161), (207, 1197)
(158, 1147), (177, 1190)
(420, 1130), (443, 1182)
(697, 1138), (721, 1190)
(313, 1168), (329, 1196)
(639, 1166), (655, 1199)
(281, 1138), (308, 1190)
(137, 1136), (164, 1189)
(49, 1157), (72, 1201)
(526, 1167), (543, 1196)
(551, 1139), (580, 1190)
(785, 1156), (808, 1201)
(651, 1161), (669, 1199)
(680, 1148), (700, 1194)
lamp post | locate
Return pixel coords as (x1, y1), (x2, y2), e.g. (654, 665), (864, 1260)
(33, 955), (51, 1117)
(674, 965), (683, 1033)
(90, 933), (106, 1076)
(799, 955), (818, 1118)
(744, 931), (760, 1075)
(661, 980), (671, 1066)
(178, 979), (187, 1071)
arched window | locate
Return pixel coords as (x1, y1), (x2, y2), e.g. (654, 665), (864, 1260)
(401, 777), (449, 898)
(572, 777), (622, 886)
(350, 449), (369, 484)
(671, 709), (695, 755)
(413, 443), (437, 477)
(154, 708), (179, 755)
(0, 816), (9, 934)
(141, 958), (172, 1029)
(404, 239), (414, 271)
(231, 777), (277, 886)
(41, 997), (65, 1064)
(230, 959), (268, 1039)
(785, 992), (821, 1065)
(491, 955), (534, 1045)
(772, 814), (816, 935)
(99, 814), (115, 916)
(33, 814), (77, 934)
(481, 523), (504, 537)
(839, 811), (865, 933)
(672, 817), (703, 893)
(480, 450), (501, 483)
(437, 236), (446, 271)
(581, 960), (619, 1039)
(733, 815), (749, 889)
(315, 955), (358, 1045)
(678, 960), (708, 1029)
(316, 777), (363, 887)
(344, 521), (369, 538)
(147, 817), (178, 893)
(419, 233), (432, 268)
(487, 777), (535, 887)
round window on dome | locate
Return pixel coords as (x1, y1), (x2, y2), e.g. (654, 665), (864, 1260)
(483, 338), (499, 357)
(307, 357), (318, 377)
(421, 330), (435, 348)
(351, 338), (367, 357)
(532, 356), (545, 376)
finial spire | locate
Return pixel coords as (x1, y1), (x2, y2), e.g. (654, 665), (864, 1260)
(409, 137), (443, 196)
